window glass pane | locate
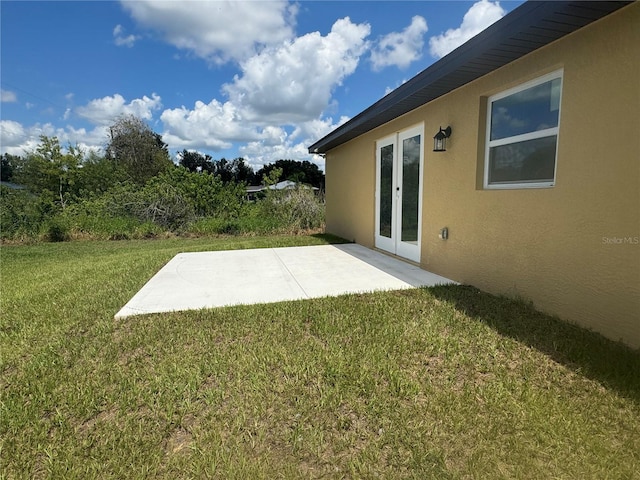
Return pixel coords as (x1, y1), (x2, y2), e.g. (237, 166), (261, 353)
(490, 78), (561, 141)
(379, 144), (393, 238)
(488, 135), (557, 184)
(401, 135), (420, 243)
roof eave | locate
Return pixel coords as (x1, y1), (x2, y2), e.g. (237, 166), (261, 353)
(308, 1), (632, 155)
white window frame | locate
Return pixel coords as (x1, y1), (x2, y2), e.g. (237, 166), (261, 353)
(484, 69), (563, 189)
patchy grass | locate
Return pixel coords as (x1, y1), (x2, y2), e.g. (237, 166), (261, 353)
(1, 236), (639, 479)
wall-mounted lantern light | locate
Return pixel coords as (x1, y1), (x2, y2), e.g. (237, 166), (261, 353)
(433, 126), (452, 152)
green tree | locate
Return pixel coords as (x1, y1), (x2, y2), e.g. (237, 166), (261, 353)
(1, 153), (19, 182)
(209, 157), (255, 184)
(255, 159), (324, 189)
(230, 157), (254, 184)
(106, 115), (172, 184)
(210, 158), (233, 182)
(178, 149), (212, 173)
(75, 151), (128, 196)
(261, 167), (283, 187)
(150, 167), (246, 218)
(15, 136), (83, 208)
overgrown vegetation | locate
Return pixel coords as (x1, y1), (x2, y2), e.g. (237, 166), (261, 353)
(1, 235), (638, 478)
(0, 117), (325, 242)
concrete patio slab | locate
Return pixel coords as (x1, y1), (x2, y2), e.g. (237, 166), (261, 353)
(115, 243), (455, 319)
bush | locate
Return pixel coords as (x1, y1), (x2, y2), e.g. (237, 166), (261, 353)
(258, 186), (325, 233)
(148, 168), (246, 219)
(187, 217), (244, 236)
(1, 166), (325, 243)
(66, 180), (196, 234)
(133, 221), (163, 239)
(0, 185), (57, 240)
(44, 215), (70, 242)
(285, 187), (325, 230)
(138, 182), (195, 230)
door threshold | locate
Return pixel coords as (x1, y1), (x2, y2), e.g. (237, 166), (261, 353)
(373, 248), (421, 268)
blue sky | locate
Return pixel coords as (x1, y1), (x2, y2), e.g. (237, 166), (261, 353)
(1, 0), (524, 171)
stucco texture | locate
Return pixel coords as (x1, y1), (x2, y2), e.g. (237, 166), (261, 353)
(323, 4), (639, 348)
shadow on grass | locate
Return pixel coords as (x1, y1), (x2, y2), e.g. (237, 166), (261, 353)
(310, 233), (352, 244)
(428, 284), (640, 404)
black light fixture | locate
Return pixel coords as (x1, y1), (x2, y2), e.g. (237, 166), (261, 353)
(433, 126), (452, 152)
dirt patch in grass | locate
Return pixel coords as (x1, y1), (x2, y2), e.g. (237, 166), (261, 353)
(77, 408), (118, 436)
(164, 426), (193, 457)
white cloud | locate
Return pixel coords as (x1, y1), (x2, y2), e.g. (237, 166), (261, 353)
(291, 116), (350, 145)
(113, 24), (139, 48)
(159, 92), (348, 169)
(3, 9), (373, 169)
(160, 99), (257, 151)
(0, 120), (27, 153)
(429, 0), (505, 58)
(1, 89), (17, 103)
(224, 17), (370, 123)
(370, 16), (428, 71)
(0, 93), (164, 155)
(75, 93), (162, 125)
(384, 78), (409, 96)
(121, 0), (296, 64)
(3, 92), (348, 169)
(159, 97), (334, 164)
(238, 116), (349, 171)
(240, 140), (320, 170)
(0, 120), (107, 156)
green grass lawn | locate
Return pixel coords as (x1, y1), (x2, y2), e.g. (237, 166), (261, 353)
(1, 235), (639, 479)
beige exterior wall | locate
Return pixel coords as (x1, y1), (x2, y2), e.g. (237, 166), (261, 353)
(324, 4), (639, 348)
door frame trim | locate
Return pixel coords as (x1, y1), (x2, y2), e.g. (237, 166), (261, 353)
(374, 133), (397, 255)
(374, 123), (424, 263)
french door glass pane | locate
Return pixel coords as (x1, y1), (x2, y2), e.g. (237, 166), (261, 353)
(401, 135), (420, 243)
(379, 144), (394, 238)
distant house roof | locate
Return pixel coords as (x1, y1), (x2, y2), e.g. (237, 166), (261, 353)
(269, 180), (299, 190)
(0, 181), (26, 190)
(308, 1), (631, 155)
(246, 185), (264, 194)
(246, 180), (319, 194)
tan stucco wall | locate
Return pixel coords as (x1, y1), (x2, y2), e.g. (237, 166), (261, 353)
(325, 138), (376, 248)
(324, 3), (639, 348)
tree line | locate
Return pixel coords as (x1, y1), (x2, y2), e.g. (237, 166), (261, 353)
(0, 115), (325, 242)
(2, 115), (324, 191)
(178, 153), (324, 190)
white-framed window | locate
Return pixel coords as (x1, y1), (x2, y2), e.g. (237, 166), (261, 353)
(484, 70), (563, 189)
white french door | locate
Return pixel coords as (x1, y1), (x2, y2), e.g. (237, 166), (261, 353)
(375, 124), (424, 263)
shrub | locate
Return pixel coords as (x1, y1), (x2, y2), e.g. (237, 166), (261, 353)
(0, 185), (57, 240)
(44, 215), (70, 242)
(1, 166), (325, 243)
(285, 187), (325, 230)
(147, 168), (246, 219)
(133, 221), (163, 239)
(187, 217), (242, 236)
(258, 186), (325, 233)
(66, 180), (196, 233)
(138, 182), (195, 231)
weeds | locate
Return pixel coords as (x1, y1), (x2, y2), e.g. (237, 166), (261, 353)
(1, 170), (326, 242)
